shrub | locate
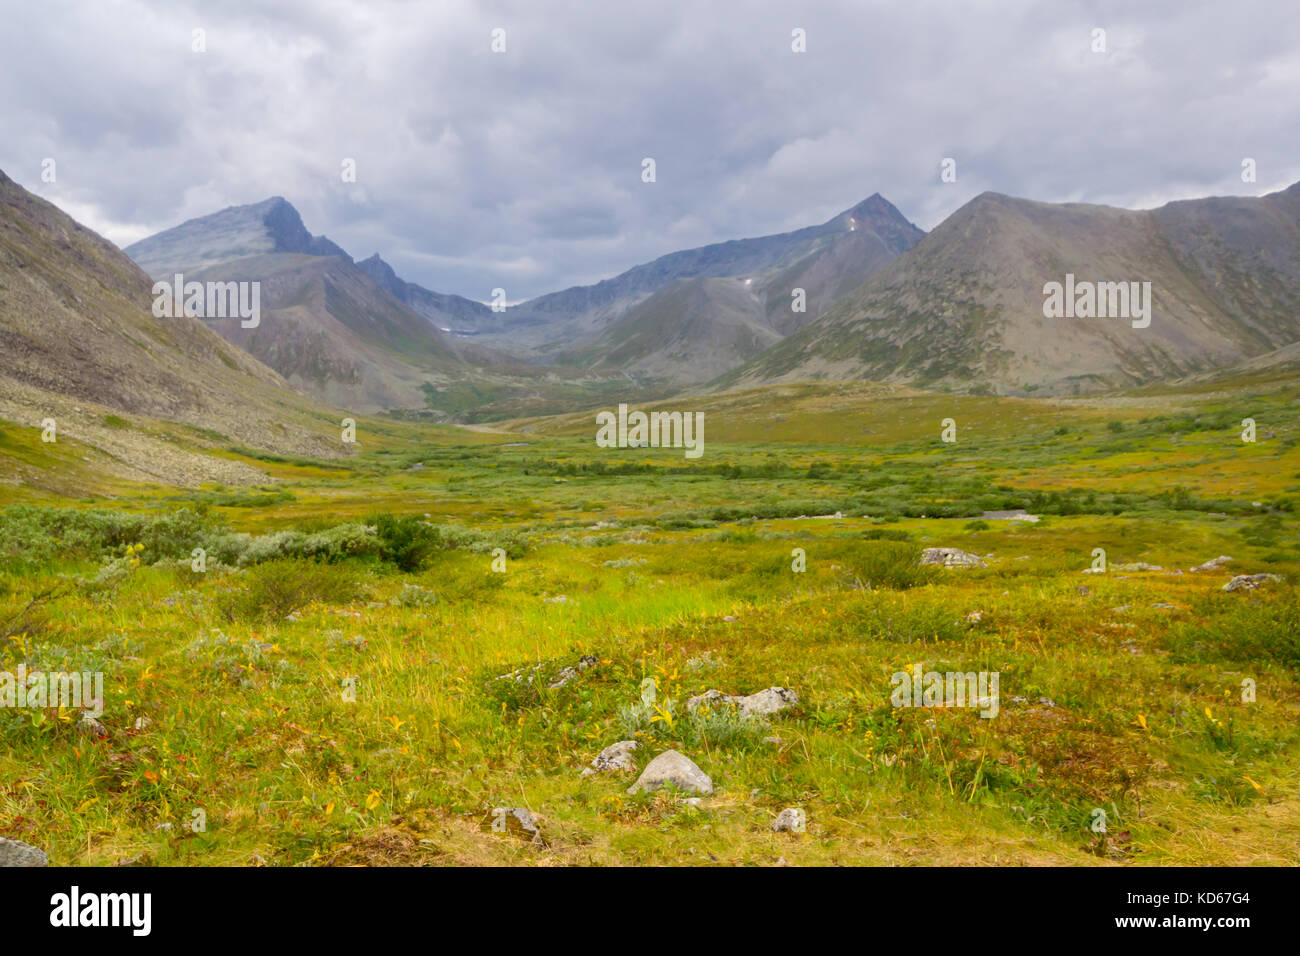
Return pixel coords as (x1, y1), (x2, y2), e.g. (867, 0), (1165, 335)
(217, 559), (362, 622)
(369, 514), (444, 572)
(847, 542), (938, 591)
(1166, 597), (1299, 670)
(395, 583), (438, 608)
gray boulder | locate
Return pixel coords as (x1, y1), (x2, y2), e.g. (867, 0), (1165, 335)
(581, 740), (639, 776)
(1191, 555), (1233, 572)
(0, 838), (48, 867)
(627, 750), (713, 795)
(921, 548), (986, 568)
(485, 807), (543, 842)
(1223, 574), (1282, 592)
(686, 686), (799, 716)
(771, 808), (806, 833)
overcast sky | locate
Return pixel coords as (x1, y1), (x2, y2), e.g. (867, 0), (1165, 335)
(3, 0), (1298, 301)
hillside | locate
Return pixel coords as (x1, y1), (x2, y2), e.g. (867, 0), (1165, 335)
(561, 195), (926, 385)
(722, 183), (1300, 395)
(484, 193), (925, 358)
(125, 199), (475, 413)
(0, 169), (347, 491)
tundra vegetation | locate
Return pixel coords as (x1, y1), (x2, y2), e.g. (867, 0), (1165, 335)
(0, 377), (1297, 865)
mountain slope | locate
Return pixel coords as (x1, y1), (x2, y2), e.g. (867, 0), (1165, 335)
(722, 182), (1300, 395)
(0, 169), (345, 489)
(560, 195), (926, 384)
(482, 193), (925, 357)
(124, 197), (350, 275)
(125, 200), (473, 413)
(356, 253), (492, 334)
(564, 277), (783, 384)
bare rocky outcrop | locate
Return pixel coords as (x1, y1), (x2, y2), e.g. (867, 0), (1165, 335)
(1191, 556), (1234, 572)
(686, 686), (799, 716)
(1223, 574), (1282, 592)
(921, 548), (986, 568)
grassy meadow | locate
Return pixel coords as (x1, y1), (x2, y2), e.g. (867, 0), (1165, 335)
(1, 376), (1298, 866)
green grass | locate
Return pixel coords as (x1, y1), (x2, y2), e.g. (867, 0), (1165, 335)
(1, 376), (1298, 866)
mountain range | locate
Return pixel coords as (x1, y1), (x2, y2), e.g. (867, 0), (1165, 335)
(2, 169), (1296, 453)
(120, 191), (927, 404)
(722, 183), (1300, 394)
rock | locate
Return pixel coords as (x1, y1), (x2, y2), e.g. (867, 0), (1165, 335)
(627, 750), (713, 795)
(1191, 555), (1234, 572)
(498, 654), (596, 688)
(965, 610), (983, 623)
(485, 807), (543, 842)
(685, 686), (799, 716)
(979, 510), (1039, 522)
(772, 808), (806, 833)
(0, 837), (47, 867)
(762, 736), (783, 746)
(133, 717), (152, 731)
(920, 548), (986, 568)
(1223, 574), (1282, 593)
(1114, 562), (1162, 572)
(544, 595), (568, 605)
(548, 654), (598, 688)
(78, 715), (108, 737)
(581, 740), (638, 776)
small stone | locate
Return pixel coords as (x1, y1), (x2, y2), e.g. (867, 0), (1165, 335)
(772, 808), (806, 833)
(485, 807), (543, 842)
(78, 715), (107, 737)
(627, 750), (713, 795)
(549, 654), (598, 688)
(1191, 556), (1234, 572)
(0, 837), (47, 867)
(582, 740), (638, 775)
(1223, 574), (1282, 592)
(920, 548), (986, 568)
(762, 736), (783, 746)
(686, 686), (799, 716)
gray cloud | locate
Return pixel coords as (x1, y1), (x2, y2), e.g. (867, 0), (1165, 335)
(2, 0), (1297, 301)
